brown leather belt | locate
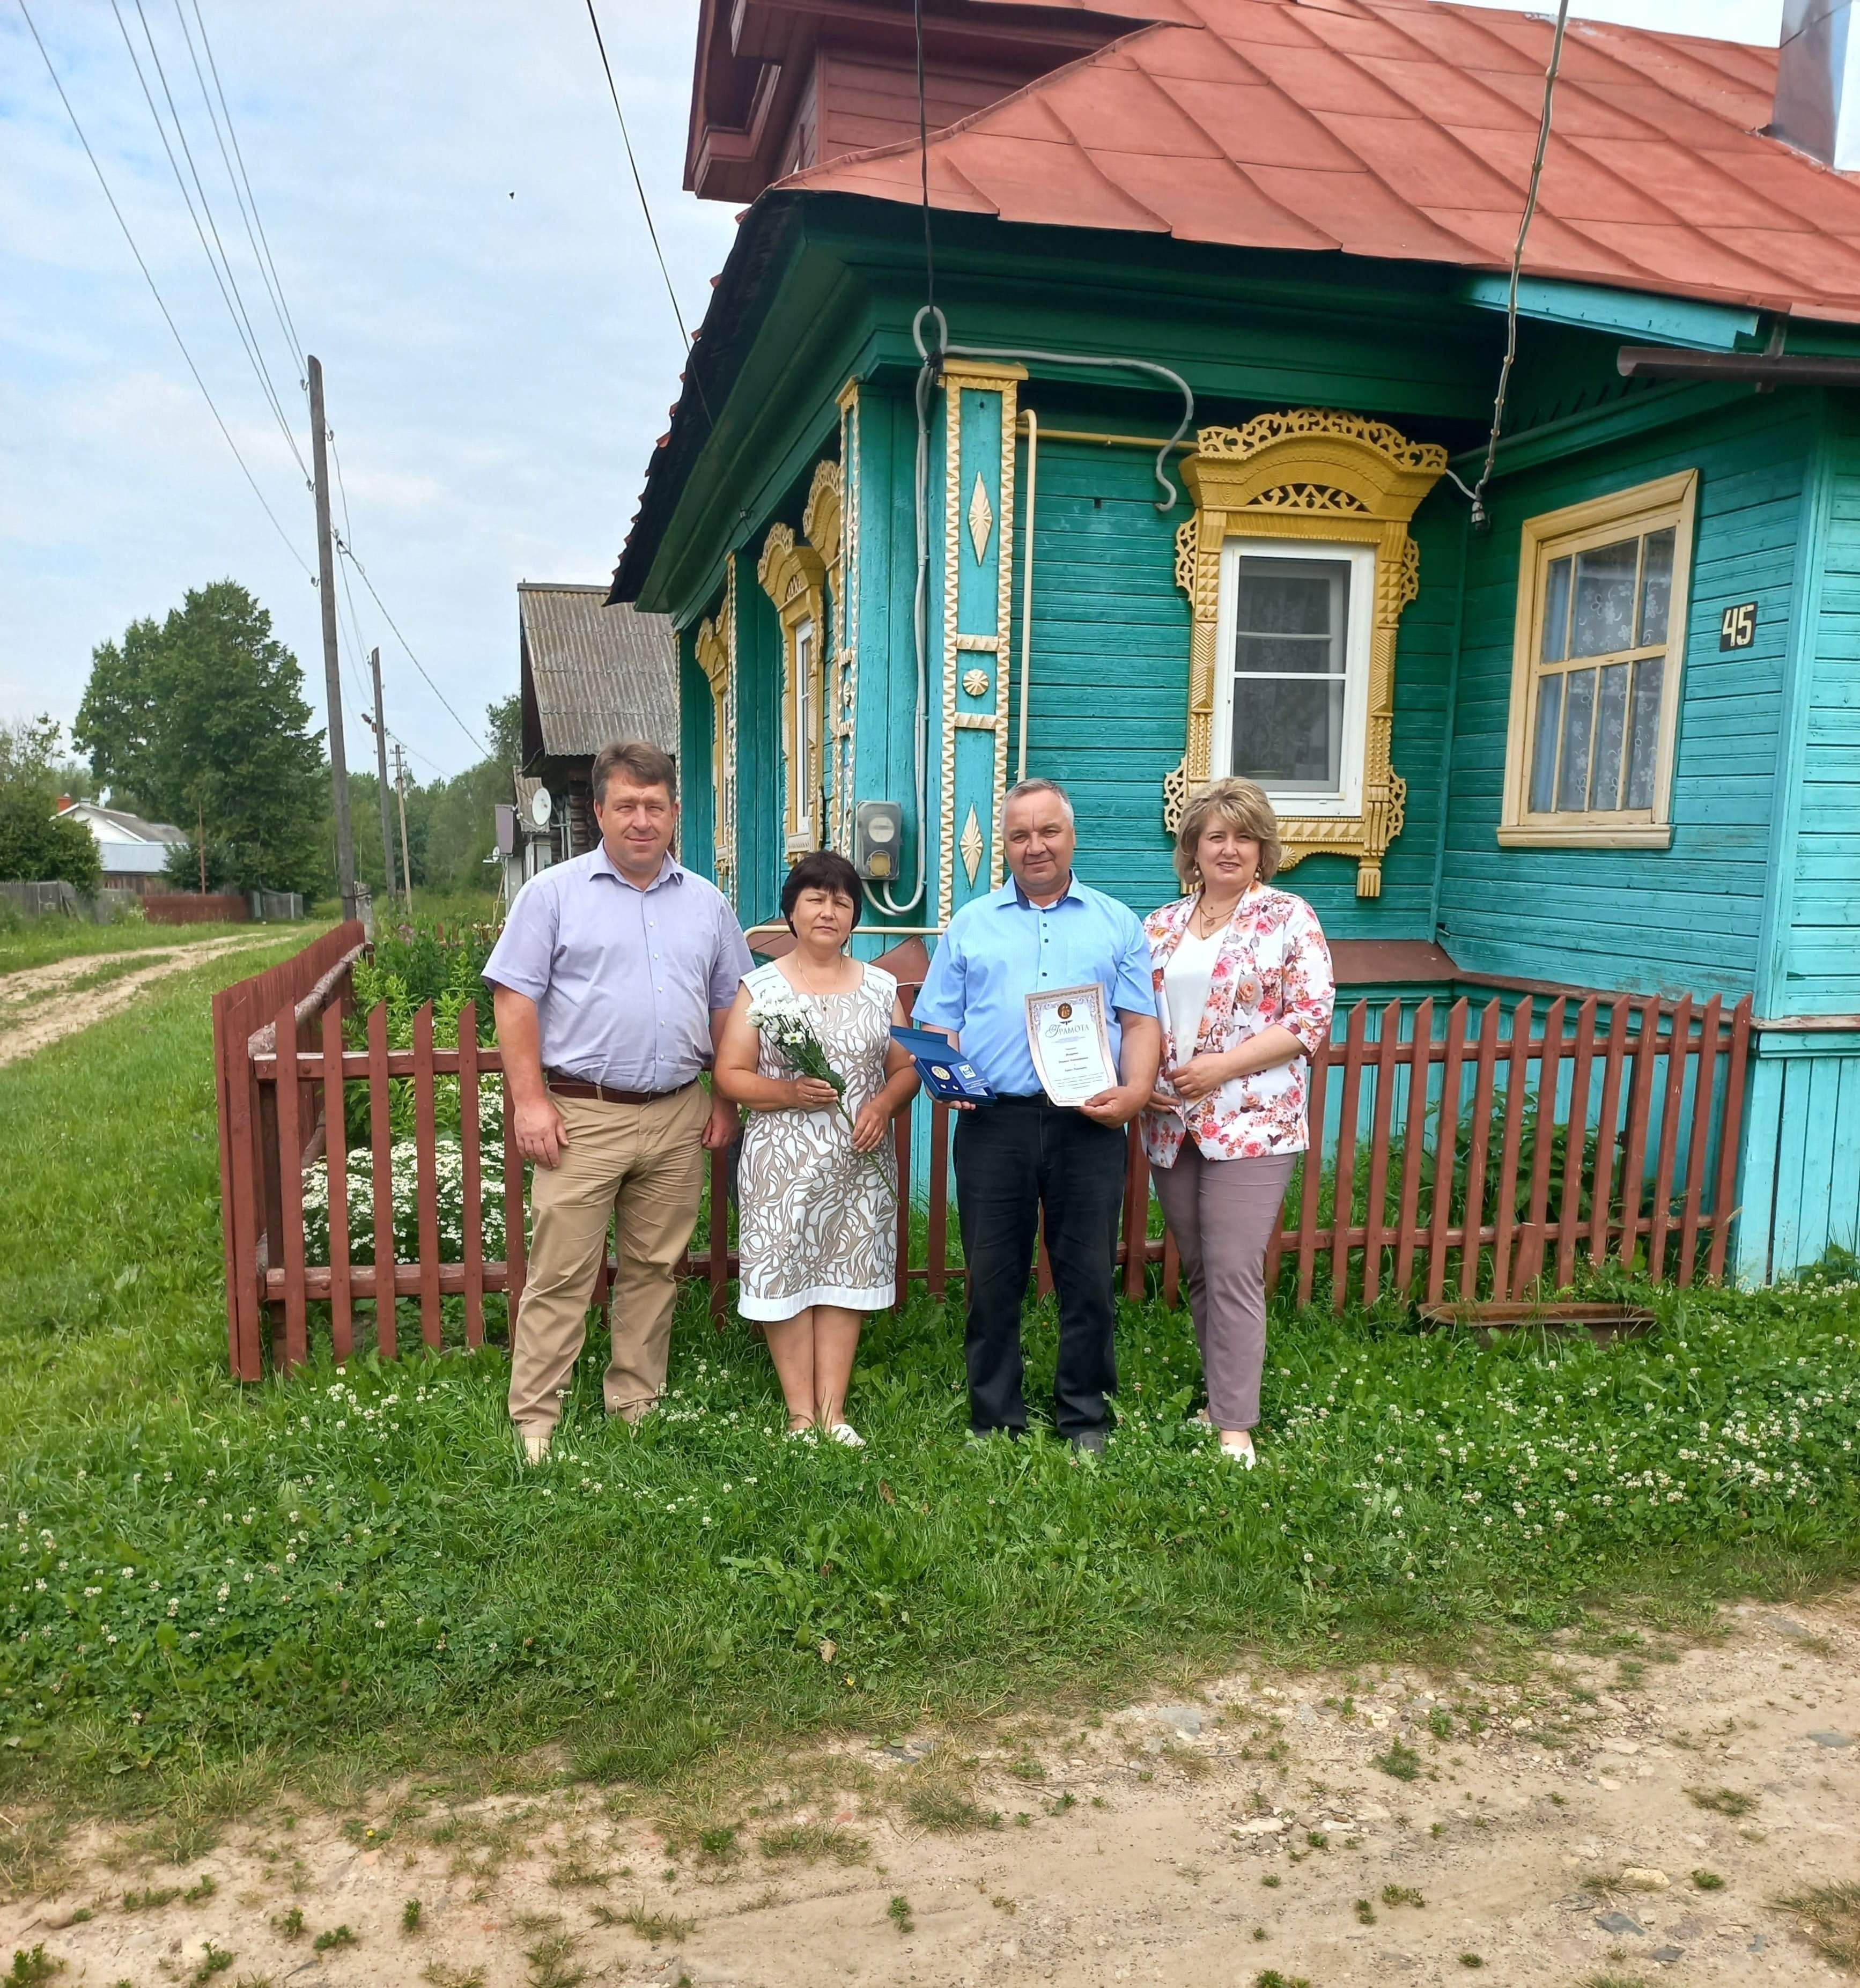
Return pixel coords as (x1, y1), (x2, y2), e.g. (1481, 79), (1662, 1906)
(544, 1071), (698, 1106)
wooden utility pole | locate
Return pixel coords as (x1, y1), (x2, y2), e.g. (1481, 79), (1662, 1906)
(307, 354), (358, 923)
(392, 741), (414, 911)
(367, 647), (398, 907)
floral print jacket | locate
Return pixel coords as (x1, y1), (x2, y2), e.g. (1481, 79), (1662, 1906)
(1139, 885), (1335, 1166)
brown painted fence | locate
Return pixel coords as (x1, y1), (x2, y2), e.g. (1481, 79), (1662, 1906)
(213, 932), (1752, 1378)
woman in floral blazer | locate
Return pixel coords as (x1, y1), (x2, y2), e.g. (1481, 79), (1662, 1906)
(1141, 778), (1334, 1465)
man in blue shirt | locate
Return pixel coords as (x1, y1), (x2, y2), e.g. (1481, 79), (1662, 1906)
(914, 778), (1160, 1450)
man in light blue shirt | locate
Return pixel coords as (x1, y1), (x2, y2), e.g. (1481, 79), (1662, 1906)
(914, 778), (1160, 1449)
(484, 740), (750, 1459)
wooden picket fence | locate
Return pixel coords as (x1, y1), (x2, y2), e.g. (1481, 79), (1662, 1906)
(213, 931), (1751, 1378)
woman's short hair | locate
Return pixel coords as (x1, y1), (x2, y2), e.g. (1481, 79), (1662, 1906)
(780, 849), (862, 928)
(1173, 777), (1282, 890)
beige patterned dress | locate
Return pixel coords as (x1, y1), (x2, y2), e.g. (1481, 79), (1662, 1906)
(736, 960), (898, 1321)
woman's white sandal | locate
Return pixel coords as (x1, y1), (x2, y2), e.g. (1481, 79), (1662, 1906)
(826, 1422), (865, 1448)
(1219, 1433), (1257, 1469)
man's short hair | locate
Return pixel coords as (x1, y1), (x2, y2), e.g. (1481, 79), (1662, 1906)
(592, 740), (677, 807)
(999, 776), (1075, 834)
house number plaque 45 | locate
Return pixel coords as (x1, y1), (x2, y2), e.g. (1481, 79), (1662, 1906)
(1719, 602), (1757, 651)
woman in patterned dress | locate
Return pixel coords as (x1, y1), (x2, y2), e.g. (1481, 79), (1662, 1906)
(1141, 780), (1335, 1467)
(714, 851), (918, 1445)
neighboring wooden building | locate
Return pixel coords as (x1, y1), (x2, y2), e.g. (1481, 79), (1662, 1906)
(612, 0), (1860, 1282)
(515, 582), (678, 873)
(55, 801), (187, 895)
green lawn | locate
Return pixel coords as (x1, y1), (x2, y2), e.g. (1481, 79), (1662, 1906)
(3, 955), (1858, 1822)
(0, 913), (313, 975)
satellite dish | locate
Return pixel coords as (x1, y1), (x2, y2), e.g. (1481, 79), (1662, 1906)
(529, 787), (553, 829)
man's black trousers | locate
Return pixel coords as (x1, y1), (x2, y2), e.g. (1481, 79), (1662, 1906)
(951, 1095), (1127, 1438)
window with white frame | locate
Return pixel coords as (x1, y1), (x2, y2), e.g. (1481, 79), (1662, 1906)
(1502, 471), (1696, 847)
(1212, 538), (1376, 816)
(787, 615), (817, 852)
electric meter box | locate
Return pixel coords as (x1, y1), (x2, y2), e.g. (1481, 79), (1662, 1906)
(853, 800), (904, 881)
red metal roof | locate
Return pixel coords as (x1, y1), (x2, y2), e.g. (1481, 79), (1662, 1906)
(785, 0), (1860, 324)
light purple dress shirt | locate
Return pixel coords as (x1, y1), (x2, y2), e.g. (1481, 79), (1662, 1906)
(483, 847), (752, 1092)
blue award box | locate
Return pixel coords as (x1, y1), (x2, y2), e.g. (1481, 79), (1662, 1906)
(890, 1025), (995, 1105)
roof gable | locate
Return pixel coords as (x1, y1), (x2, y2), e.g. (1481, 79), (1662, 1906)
(517, 585), (678, 764)
(786, 0), (1860, 323)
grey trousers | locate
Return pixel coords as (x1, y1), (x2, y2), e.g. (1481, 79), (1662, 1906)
(1152, 1143), (1298, 1432)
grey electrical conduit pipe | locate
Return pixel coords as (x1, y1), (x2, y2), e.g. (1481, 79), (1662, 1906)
(865, 306), (1195, 918)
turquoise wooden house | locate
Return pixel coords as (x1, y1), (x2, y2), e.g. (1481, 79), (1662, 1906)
(610, 0), (1860, 1285)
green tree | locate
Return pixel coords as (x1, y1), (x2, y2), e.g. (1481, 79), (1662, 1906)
(0, 716), (102, 891)
(409, 696), (521, 900)
(76, 581), (329, 897)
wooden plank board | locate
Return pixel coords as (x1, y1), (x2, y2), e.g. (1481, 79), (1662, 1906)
(1492, 995), (1532, 1300)
(1428, 999), (1468, 1305)
(1615, 996), (1661, 1270)
(1677, 995), (1721, 1284)
(1648, 994), (1692, 1282)
(1556, 997), (1598, 1289)
(322, 1004), (352, 1361)
(370, 1003), (397, 1361)
(1708, 997), (1754, 1281)
(275, 999), (308, 1371)
(1330, 1003), (1367, 1311)
(1518, 996), (1564, 1294)
(1460, 1000), (1500, 1301)
(459, 1001), (485, 1351)
(414, 1005), (442, 1347)
(1589, 1000), (1632, 1267)
(1361, 999), (1401, 1305)
(1297, 1036), (1332, 1307)
(1393, 996), (1433, 1298)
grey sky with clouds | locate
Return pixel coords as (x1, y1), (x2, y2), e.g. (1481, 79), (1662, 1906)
(1, 0), (1781, 784)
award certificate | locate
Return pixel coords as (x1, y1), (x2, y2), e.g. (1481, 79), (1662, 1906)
(1024, 984), (1117, 1108)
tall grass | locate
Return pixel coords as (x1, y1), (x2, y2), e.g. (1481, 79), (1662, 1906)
(3, 951), (1858, 1816)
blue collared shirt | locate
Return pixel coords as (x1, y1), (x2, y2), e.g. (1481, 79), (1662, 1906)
(913, 874), (1158, 1096)
(483, 847), (752, 1091)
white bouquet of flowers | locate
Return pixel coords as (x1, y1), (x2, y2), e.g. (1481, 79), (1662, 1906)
(746, 985), (892, 1196)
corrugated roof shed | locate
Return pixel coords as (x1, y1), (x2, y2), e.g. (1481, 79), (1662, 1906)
(788, 0), (1860, 322)
(518, 583), (678, 763)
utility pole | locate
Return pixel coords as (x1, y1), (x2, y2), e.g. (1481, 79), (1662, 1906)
(368, 647), (398, 910)
(307, 354), (357, 924)
(392, 741), (414, 911)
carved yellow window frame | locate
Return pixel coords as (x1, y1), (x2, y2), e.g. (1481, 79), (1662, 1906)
(801, 460), (844, 848)
(693, 596), (733, 887)
(758, 469), (839, 862)
(1169, 410), (1447, 899)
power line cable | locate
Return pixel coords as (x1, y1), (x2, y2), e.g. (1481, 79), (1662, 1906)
(108, 0), (308, 481)
(130, 0), (297, 444)
(913, 0), (934, 317)
(1464, 0), (1572, 531)
(335, 535), (489, 760)
(582, 0), (712, 427)
(16, 0), (313, 575)
(171, 0), (305, 382)
(186, 0), (304, 372)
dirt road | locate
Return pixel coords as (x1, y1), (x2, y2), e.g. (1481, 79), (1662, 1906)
(0, 932), (282, 1068)
(7, 1594), (1856, 1986)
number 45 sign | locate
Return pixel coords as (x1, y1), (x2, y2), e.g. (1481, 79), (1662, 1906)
(1719, 601), (1758, 651)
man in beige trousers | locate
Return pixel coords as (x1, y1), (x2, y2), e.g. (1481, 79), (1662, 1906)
(484, 740), (750, 1462)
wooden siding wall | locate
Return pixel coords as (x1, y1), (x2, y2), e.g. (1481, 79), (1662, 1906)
(1781, 395), (1860, 1015)
(1008, 438), (1461, 935)
(677, 629), (715, 880)
(1437, 398), (1813, 997)
(815, 50), (1042, 164)
(736, 572), (785, 929)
